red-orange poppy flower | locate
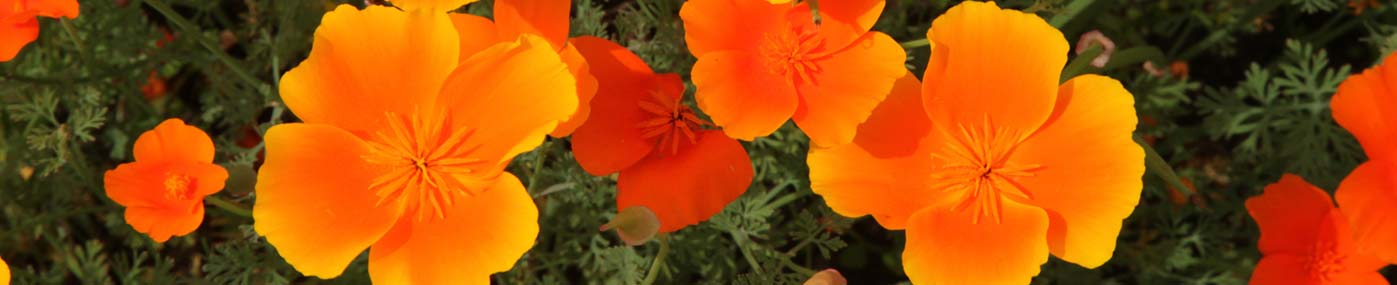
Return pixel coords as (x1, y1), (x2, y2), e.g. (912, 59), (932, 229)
(1246, 174), (1388, 285)
(681, 0), (906, 147)
(446, 0), (597, 137)
(1331, 51), (1397, 264)
(807, 2), (1143, 283)
(103, 118), (228, 243)
(0, 0), (78, 62)
(255, 4), (576, 284)
(570, 36), (754, 233)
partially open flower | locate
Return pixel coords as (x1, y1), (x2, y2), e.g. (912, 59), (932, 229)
(600, 206), (661, 246)
(1074, 30), (1115, 68)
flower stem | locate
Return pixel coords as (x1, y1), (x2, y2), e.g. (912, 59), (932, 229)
(1136, 135), (1193, 196)
(641, 234), (670, 285)
(900, 39), (929, 49)
(59, 18), (87, 57)
(206, 196), (253, 218)
(144, 0), (265, 92)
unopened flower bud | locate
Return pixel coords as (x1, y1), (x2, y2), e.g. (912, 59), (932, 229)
(600, 206), (661, 246)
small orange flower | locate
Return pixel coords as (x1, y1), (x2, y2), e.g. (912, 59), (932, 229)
(807, 2), (1143, 283)
(681, 0), (906, 147)
(255, 4), (576, 284)
(1331, 50), (1397, 264)
(570, 36), (754, 233)
(141, 71), (167, 101)
(103, 118), (228, 243)
(446, 0), (598, 137)
(0, 0), (78, 62)
(1246, 174), (1388, 285)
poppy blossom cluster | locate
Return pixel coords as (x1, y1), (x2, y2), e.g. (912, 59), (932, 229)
(808, 2), (1144, 283)
(0, 0), (78, 62)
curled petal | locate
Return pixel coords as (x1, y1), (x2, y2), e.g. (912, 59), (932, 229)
(133, 118), (216, 164)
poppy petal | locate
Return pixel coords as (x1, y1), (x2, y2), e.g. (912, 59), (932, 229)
(692, 51), (799, 141)
(391, 0), (476, 11)
(124, 204), (205, 243)
(680, 0), (789, 57)
(1249, 254), (1315, 285)
(902, 201), (1050, 284)
(494, 0), (569, 49)
(1007, 75), (1142, 268)
(367, 173), (538, 284)
(1331, 53), (1397, 162)
(548, 42), (599, 137)
(133, 119), (215, 164)
(616, 130), (753, 232)
(1245, 174), (1334, 255)
(449, 14), (501, 61)
(437, 35), (577, 170)
(570, 36), (662, 175)
(1, 256), (8, 285)
(1319, 209), (1390, 278)
(814, 0), (882, 49)
(792, 32), (905, 147)
(0, 20), (39, 62)
(921, 1), (1066, 133)
(26, 0), (79, 18)
(1335, 161), (1397, 263)
(850, 72), (931, 158)
(253, 124), (399, 278)
(279, 5), (459, 134)
(807, 75), (936, 230)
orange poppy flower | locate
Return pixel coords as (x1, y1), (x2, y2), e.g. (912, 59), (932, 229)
(446, 0), (598, 137)
(1331, 50), (1397, 264)
(681, 0), (906, 147)
(0, 0), (79, 62)
(570, 36), (754, 233)
(254, 4), (576, 284)
(1246, 174), (1388, 285)
(807, 2), (1143, 283)
(391, 0), (475, 11)
(103, 118), (228, 243)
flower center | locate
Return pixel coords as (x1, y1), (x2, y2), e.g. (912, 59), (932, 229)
(163, 173), (196, 200)
(928, 117), (1040, 224)
(364, 111), (487, 221)
(758, 20), (825, 85)
(1305, 241), (1346, 282)
(636, 91), (711, 155)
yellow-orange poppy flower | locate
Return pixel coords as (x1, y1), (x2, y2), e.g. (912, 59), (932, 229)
(447, 0), (598, 137)
(391, 0), (474, 11)
(681, 0), (906, 147)
(1, 256), (9, 285)
(1246, 174), (1388, 285)
(0, 0), (79, 62)
(570, 36), (754, 233)
(103, 118), (228, 243)
(1331, 50), (1397, 264)
(254, 5), (576, 284)
(807, 2), (1143, 283)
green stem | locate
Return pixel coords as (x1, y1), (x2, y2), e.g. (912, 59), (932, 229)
(900, 39), (929, 49)
(206, 196), (253, 218)
(641, 234), (670, 285)
(1178, 0), (1282, 60)
(59, 18), (87, 57)
(144, 0), (265, 92)
(1136, 135), (1193, 196)
(526, 140), (551, 193)
(778, 255), (816, 276)
(731, 231), (765, 274)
